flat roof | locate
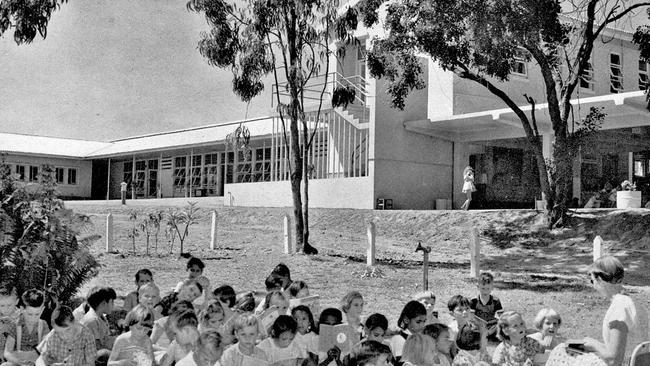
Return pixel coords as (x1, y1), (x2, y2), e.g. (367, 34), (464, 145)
(0, 132), (112, 158)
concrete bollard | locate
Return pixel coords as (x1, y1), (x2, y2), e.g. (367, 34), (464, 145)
(283, 214), (292, 254)
(470, 228), (480, 278)
(105, 213), (114, 253)
(210, 210), (218, 250)
(367, 222), (376, 266)
(593, 235), (603, 262)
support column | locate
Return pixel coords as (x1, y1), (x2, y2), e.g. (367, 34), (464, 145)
(106, 158), (111, 200)
(131, 155), (136, 200)
(452, 142), (470, 209)
(572, 149), (582, 204)
(158, 153), (162, 199)
(628, 152), (634, 181)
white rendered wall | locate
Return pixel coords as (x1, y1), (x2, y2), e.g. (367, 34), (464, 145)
(3, 154), (92, 198)
(224, 177), (373, 209)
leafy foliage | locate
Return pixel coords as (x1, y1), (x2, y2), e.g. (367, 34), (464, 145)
(0, 0), (68, 45)
(166, 202), (202, 256)
(0, 162), (99, 305)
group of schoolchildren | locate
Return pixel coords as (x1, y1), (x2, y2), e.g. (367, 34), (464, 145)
(0, 258), (566, 366)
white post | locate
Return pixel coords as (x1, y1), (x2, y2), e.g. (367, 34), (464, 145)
(105, 213), (114, 253)
(628, 152), (634, 181)
(367, 222), (376, 266)
(470, 228), (480, 278)
(210, 210), (218, 250)
(593, 235), (603, 262)
(283, 214), (292, 254)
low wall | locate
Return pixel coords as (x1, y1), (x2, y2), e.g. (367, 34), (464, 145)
(224, 177), (373, 209)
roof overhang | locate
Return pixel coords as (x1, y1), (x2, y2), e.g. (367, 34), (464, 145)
(405, 90), (648, 142)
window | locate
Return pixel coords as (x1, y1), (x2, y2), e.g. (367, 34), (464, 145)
(173, 156), (187, 188)
(29, 166), (39, 182)
(123, 161), (133, 185)
(580, 61), (595, 90)
(610, 53), (623, 93)
(55, 167), (65, 183)
(236, 150), (252, 183)
(253, 147), (272, 182)
(639, 59), (649, 90)
(67, 168), (77, 185)
(511, 50), (528, 77)
(15, 165), (25, 181)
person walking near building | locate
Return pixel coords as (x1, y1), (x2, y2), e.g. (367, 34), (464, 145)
(121, 181), (128, 205)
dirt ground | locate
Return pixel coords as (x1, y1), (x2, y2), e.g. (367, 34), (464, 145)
(66, 200), (650, 341)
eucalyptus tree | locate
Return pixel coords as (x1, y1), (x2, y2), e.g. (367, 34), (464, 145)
(360, 0), (650, 226)
(0, 0), (68, 44)
(187, 0), (358, 253)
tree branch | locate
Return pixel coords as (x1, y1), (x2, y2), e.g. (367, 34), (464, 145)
(524, 44), (562, 133)
(524, 94), (540, 138)
(606, 2), (650, 24)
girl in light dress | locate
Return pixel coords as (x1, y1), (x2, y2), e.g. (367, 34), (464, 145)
(257, 315), (307, 366)
(197, 300), (226, 333)
(461, 166), (476, 211)
(109, 305), (156, 366)
(123, 269), (154, 312)
(389, 301), (428, 362)
(341, 291), (364, 343)
(452, 323), (490, 366)
(291, 305), (318, 362)
(492, 311), (544, 366)
(159, 310), (200, 366)
(527, 309), (563, 365)
(3, 289), (49, 366)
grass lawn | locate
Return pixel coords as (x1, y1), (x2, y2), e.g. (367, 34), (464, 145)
(66, 200), (650, 341)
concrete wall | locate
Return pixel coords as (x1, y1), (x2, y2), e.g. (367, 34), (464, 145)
(372, 59), (455, 209)
(3, 154), (92, 198)
(224, 177), (374, 209)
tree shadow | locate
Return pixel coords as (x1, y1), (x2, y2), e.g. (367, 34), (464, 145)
(321, 252), (469, 270)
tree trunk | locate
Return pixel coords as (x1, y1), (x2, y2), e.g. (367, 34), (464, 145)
(289, 109), (305, 252)
(550, 134), (573, 227)
(301, 120), (317, 254)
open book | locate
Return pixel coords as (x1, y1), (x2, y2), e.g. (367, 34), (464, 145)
(242, 354), (270, 366)
(318, 324), (357, 355)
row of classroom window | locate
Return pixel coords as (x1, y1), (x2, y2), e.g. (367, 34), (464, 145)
(511, 51), (649, 93)
(10, 164), (77, 185)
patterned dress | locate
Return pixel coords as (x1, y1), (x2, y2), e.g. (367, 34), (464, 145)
(492, 337), (544, 366)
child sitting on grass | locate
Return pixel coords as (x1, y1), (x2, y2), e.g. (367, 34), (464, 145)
(291, 305), (318, 361)
(492, 311), (544, 366)
(423, 324), (455, 365)
(174, 258), (211, 308)
(3, 289), (49, 366)
(197, 300), (226, 333)
(389, 301), (427, 361)
(108, 305), (155, 366)
(80, 287), (117, 365)
(469, 273), (502, 341)
(123, 269), (154, 312)
(341, 291), (364, 341)
(36, 306), (97, 366)
(527, 309), (563, 366)
(452, 323), (489, 366)
(257, 315), (307, 365)
(159, 310), (199, 366)
(0, 287), (20, 357)
(176, 330), (223, 366)
(137, 283), (160, 316)
(349, 340), (393, 366)
(447, 295), (472, 340)
(154, 280), (202, 317)
(400, 333), (445, 366)
(288, 281), (310, 300)
(219, 315), (268, 366)
(151, 300), (194, 350)
(412, 291), (439, 325)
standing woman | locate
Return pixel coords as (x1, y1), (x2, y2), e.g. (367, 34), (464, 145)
(461, 166), (476, 211)
(583, 256), (649, 366)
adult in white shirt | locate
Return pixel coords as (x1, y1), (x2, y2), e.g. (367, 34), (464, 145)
(583, 256), (649, 366)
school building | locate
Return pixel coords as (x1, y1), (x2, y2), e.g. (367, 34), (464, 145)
(1, 17), (649, 209)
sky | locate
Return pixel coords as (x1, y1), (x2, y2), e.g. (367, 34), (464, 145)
(0, 0), (271, 141)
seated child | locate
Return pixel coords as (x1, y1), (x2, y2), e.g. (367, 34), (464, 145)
(108, 305), (155, 366)
(492, 311), (544, 366)
(219, 314), (268, 366)
(256, 290), (289, 337)
(348, 340), (393, 366)
(73, 287), (100, 323)
(340, 291), (364, 340)
(123, 269), (154, 312)
(257, 315), (307, 365)
(527, 309), (563, 366)
(412, 291), (440, 324)
(154, 280), (202, 317)
(212, 285), (236, 323)
(363, 313), (389, 345)
(197, 300), (226, 333)
(389, 301), (427, 361)
(423, 324), (455, 365)
(447, 295), (472, 340)
(159, 310), (199, 366)
(291, 305), (318, 361)
(137, 283), (160, 317)
(527, 308), (563, 350)
(151, 301), (194, 351)
(80, 287), (117, 364)
(36, 306), (97, 366)
(0, 287), (19, 357)
(3, 289), (49, 366)
(469, 272), (502, 341)
(174, 258), (211, 308)
(316, 308), (345, 366)
(400, 333), (445, 366)
(176, 330), (223, 366)
(254, 275), (285, 314)
(452, 323), (490, 366)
